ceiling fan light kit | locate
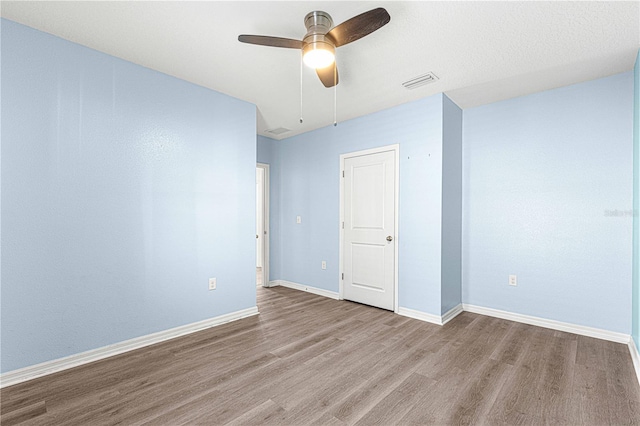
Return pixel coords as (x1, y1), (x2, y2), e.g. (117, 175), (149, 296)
(302, 40), (335, 69)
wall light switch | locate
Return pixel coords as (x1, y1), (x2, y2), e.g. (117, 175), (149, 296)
(321, 261), (327, 270)
(209, 277), (217, 290)
(296, 216), (301, 224)
(509, 275), (517, 286)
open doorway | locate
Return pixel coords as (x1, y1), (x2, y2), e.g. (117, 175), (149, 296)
(256, 163), (269, 287)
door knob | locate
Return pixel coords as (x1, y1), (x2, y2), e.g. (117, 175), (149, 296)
(386, 236), (393, 242)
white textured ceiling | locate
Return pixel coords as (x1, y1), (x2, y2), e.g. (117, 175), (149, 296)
(2, 1), (639, 140)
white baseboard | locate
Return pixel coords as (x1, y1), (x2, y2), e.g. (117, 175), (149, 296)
(397, 303), (463, 326)
(630, 338), (640, 387)
(269, 280), (339, 300)
(0, 306), (259, 389)
(268, 280), (633, 348)
(442, 304), (464, 325)
(462, 304), (630, 344)
(397, 307), (443, 325)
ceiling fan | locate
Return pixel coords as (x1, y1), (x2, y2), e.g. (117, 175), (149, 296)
(238, 8), (391, 88)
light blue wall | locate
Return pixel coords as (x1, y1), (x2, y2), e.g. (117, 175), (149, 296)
(257, 135), (281, 281)
(1, 19), (257, 373)
(441, 95), (463, 314)
(633, 50), (640, 349)
(463, 72), (634, 334)
(269, 94), (445, 315)
(257, 137), (272, 163)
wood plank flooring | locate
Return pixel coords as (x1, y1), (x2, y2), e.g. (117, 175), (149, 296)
(2, 286), (639, 425)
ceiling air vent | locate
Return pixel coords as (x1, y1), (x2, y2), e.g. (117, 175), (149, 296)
(402, 72), (439, 90)
(266, 127), (291, 136)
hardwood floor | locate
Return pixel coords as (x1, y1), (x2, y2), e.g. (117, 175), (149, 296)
(2, 286), (639, 425)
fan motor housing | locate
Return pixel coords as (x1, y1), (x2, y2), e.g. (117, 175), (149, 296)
(304, 10), (333, 34)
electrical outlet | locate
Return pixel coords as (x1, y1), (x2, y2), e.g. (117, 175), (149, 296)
(321, 261), (327, 270)
(509, 275), (517, 286)
(296, 216), (301, 224)
(209, 277), (217, 290)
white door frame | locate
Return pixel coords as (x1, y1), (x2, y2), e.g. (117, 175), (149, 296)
(339, 144), (400, 313)
(257, 163), (270, 287)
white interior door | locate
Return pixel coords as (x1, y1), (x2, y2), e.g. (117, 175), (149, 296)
(256, 167), (264, 268)
(343, 149), (396, 311)
(256, 163), (269, 288)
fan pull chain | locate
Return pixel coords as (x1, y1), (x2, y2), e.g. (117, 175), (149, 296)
(333, 53), (337, 127)
(300, 51), (304, 124)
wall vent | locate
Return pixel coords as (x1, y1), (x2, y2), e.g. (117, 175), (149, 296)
(266, 127), (291, 136)
(402, 72), (439, 90)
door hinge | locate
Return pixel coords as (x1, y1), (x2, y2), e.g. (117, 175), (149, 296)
(342, 170), (344, 178)
(342, 221), (344, 229)
(342, 273), (344, 280)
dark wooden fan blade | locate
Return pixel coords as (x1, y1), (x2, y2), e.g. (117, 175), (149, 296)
(326, 8), (390, 47)
(316, 62), (339, 88)
(238, 35), (303, 49)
